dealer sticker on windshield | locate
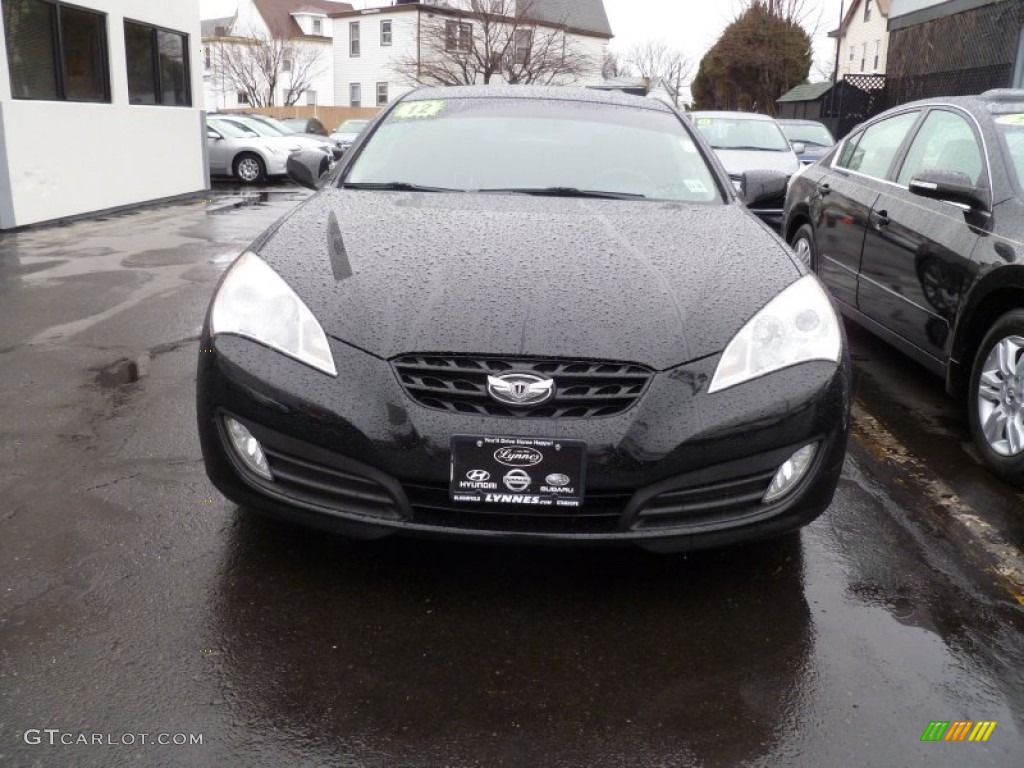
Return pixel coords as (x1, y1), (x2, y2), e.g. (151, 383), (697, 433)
(393, 100), (445, 120)
(995, 114), (1024, 126)
(450, 436), (586, 508)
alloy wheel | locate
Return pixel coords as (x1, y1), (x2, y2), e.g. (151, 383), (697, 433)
(977, 335), (1024, 457)
(237, 158), (261, 183)
(793, 237), (812, 269)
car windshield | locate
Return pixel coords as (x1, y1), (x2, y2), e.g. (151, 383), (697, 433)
(345, 97), (721, 203)
(995, 114), (1024, 192)
(282, 119), (307, 131)
(255, 116), (299, 134)
(693, 116), (791, 151)
(336, 120), (369, 134)
(208, 119), (257, 139)
(226, 117), (285, 137)
(779, 122), (835, 147)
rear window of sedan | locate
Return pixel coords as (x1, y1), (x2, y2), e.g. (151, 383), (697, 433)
(345, 97), (723, 203)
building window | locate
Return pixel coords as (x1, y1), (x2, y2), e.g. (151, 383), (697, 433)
(864, 0), (873, 22)
(313, 18), (321, 35)
(124, 20), (191, 106)
(514, 28), (531, 65)
(283, 58), (292, 72)
(306, 90), (317, 106)
(350, 21), (360, 56)
(381, 19), (392, 46)
(860, 42), (866, 72)
(350, 82), (361, 107)
(237, 91), (250, 105)
(204, 46), (211, 69)
(2, 0), (110, 102)
(873, 40), (881, 71)
(445, 21), (472, 52)
(376, 81), (388, 106)
(848, 45), (854, 62)
(1015, 25), (1024, 88)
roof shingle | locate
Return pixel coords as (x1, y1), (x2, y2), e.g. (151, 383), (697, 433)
(251, 0), (354, 39)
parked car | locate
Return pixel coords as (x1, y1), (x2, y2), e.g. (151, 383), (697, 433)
(245, 114), (343, 158)
(206, 117), (321, 184)
(691, 111), (802, 227)
(211, 114), (339, 160)
(783, 89), (1024, 486)
(281, 116), (329, 136)
(331, 119), (370, 151)
(197, 85), (851, 552)
(777, 119), (836, 164)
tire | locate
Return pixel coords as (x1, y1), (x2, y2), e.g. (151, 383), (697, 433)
(789, 223), (817, 272)
(233, 153), (265, 185)
(967, 309), (1024, 487)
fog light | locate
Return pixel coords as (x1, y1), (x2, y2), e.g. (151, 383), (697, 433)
(763, 444), (817, 504)
(224, 417), (272, 481)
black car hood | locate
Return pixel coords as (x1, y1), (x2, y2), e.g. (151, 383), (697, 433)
(257, 190), (799, 370)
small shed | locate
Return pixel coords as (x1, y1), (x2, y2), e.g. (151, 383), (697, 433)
(776, 82), (835, 121)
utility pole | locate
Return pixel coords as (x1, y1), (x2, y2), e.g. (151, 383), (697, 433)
(832, 0), (844, 85)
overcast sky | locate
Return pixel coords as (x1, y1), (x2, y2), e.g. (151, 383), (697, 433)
(201, 0), (842, 81)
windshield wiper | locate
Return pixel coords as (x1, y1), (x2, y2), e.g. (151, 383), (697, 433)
(478, 186), (647, 200)
(343, 182), (463, 193)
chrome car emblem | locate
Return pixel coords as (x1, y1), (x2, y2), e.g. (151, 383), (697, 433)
(545, 474), (571, 487)
(503, 470), (532, 492)
(466, 470), (491, 482)
(486, 373), (556, 406)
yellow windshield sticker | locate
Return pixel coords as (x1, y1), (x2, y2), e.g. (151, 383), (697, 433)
(393, 100), (445, 119)
(995, 114), (1024, 126)
(695, 117), (713, 125)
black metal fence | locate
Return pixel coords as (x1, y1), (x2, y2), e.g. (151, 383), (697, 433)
(820, 66), (1017, 139)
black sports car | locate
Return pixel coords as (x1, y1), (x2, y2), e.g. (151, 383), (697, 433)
(783, 89), (1024, 487)
(197, 86), (851, 552)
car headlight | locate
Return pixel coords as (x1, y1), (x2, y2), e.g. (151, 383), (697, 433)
(709, 275), (840, 394)
(210, 251), (337, 376)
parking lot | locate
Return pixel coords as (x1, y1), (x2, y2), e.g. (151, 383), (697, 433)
(0, 183), (1022, 767)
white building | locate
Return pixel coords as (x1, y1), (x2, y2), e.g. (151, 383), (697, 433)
(830, 0), (891, 78)
(202, 0), (353, 110)
(0, 0), (205, 229)
(328, 0), (612, 108)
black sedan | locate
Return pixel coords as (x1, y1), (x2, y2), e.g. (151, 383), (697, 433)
(197, 86), (851, 552)
(783, 89), (1024, 486)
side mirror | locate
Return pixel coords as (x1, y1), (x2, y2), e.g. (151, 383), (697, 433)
(791, 142), (806, 156)
(908, 170), (991, 212)
(287, 149), (331, 190)
(741, 169), (789, 207)
(207, 130), (222, 140)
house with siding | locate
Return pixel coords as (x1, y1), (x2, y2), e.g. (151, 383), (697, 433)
(829, 0), (892, 78)
(202, 0), (353, 110)
(328, 0), (612, 108)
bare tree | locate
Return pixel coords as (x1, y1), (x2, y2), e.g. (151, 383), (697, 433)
(391, 0), (594, 87)
(624, 41), (693, 107)
(213, 28), (325, 107)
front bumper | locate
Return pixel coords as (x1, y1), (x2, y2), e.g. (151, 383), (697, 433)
(197, 334), (850, 552)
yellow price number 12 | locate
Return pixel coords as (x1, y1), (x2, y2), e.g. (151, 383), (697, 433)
(393, 100), (445, 119)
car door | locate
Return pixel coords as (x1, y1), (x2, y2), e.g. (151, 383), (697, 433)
(811, 110), (922, 308)
(856, 108), (986, 364)
(207, 129), (230, 175)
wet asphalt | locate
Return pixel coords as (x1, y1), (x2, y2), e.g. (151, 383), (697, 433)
(1, 185), (1023, 767)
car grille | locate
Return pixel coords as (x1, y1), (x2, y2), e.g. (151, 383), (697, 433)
(392, 355), (654, 418)
(263, 446), (401, 520)
(632, 470), (776, 530)
(402, 481), (630, 534)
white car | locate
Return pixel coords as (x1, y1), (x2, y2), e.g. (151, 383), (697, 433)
(206, 117), (324, 184)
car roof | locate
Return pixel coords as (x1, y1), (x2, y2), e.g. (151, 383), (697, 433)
(883, 89), (1024, 117)
(690, 111), (779, 121)
(776, 118), (828, 125)
(404, 84), (675, 113)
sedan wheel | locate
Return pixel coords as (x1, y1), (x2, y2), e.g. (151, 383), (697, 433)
(234, 154), (265, 185)
(790, 223), (816, 271)
(969, 311), (1024, 486)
